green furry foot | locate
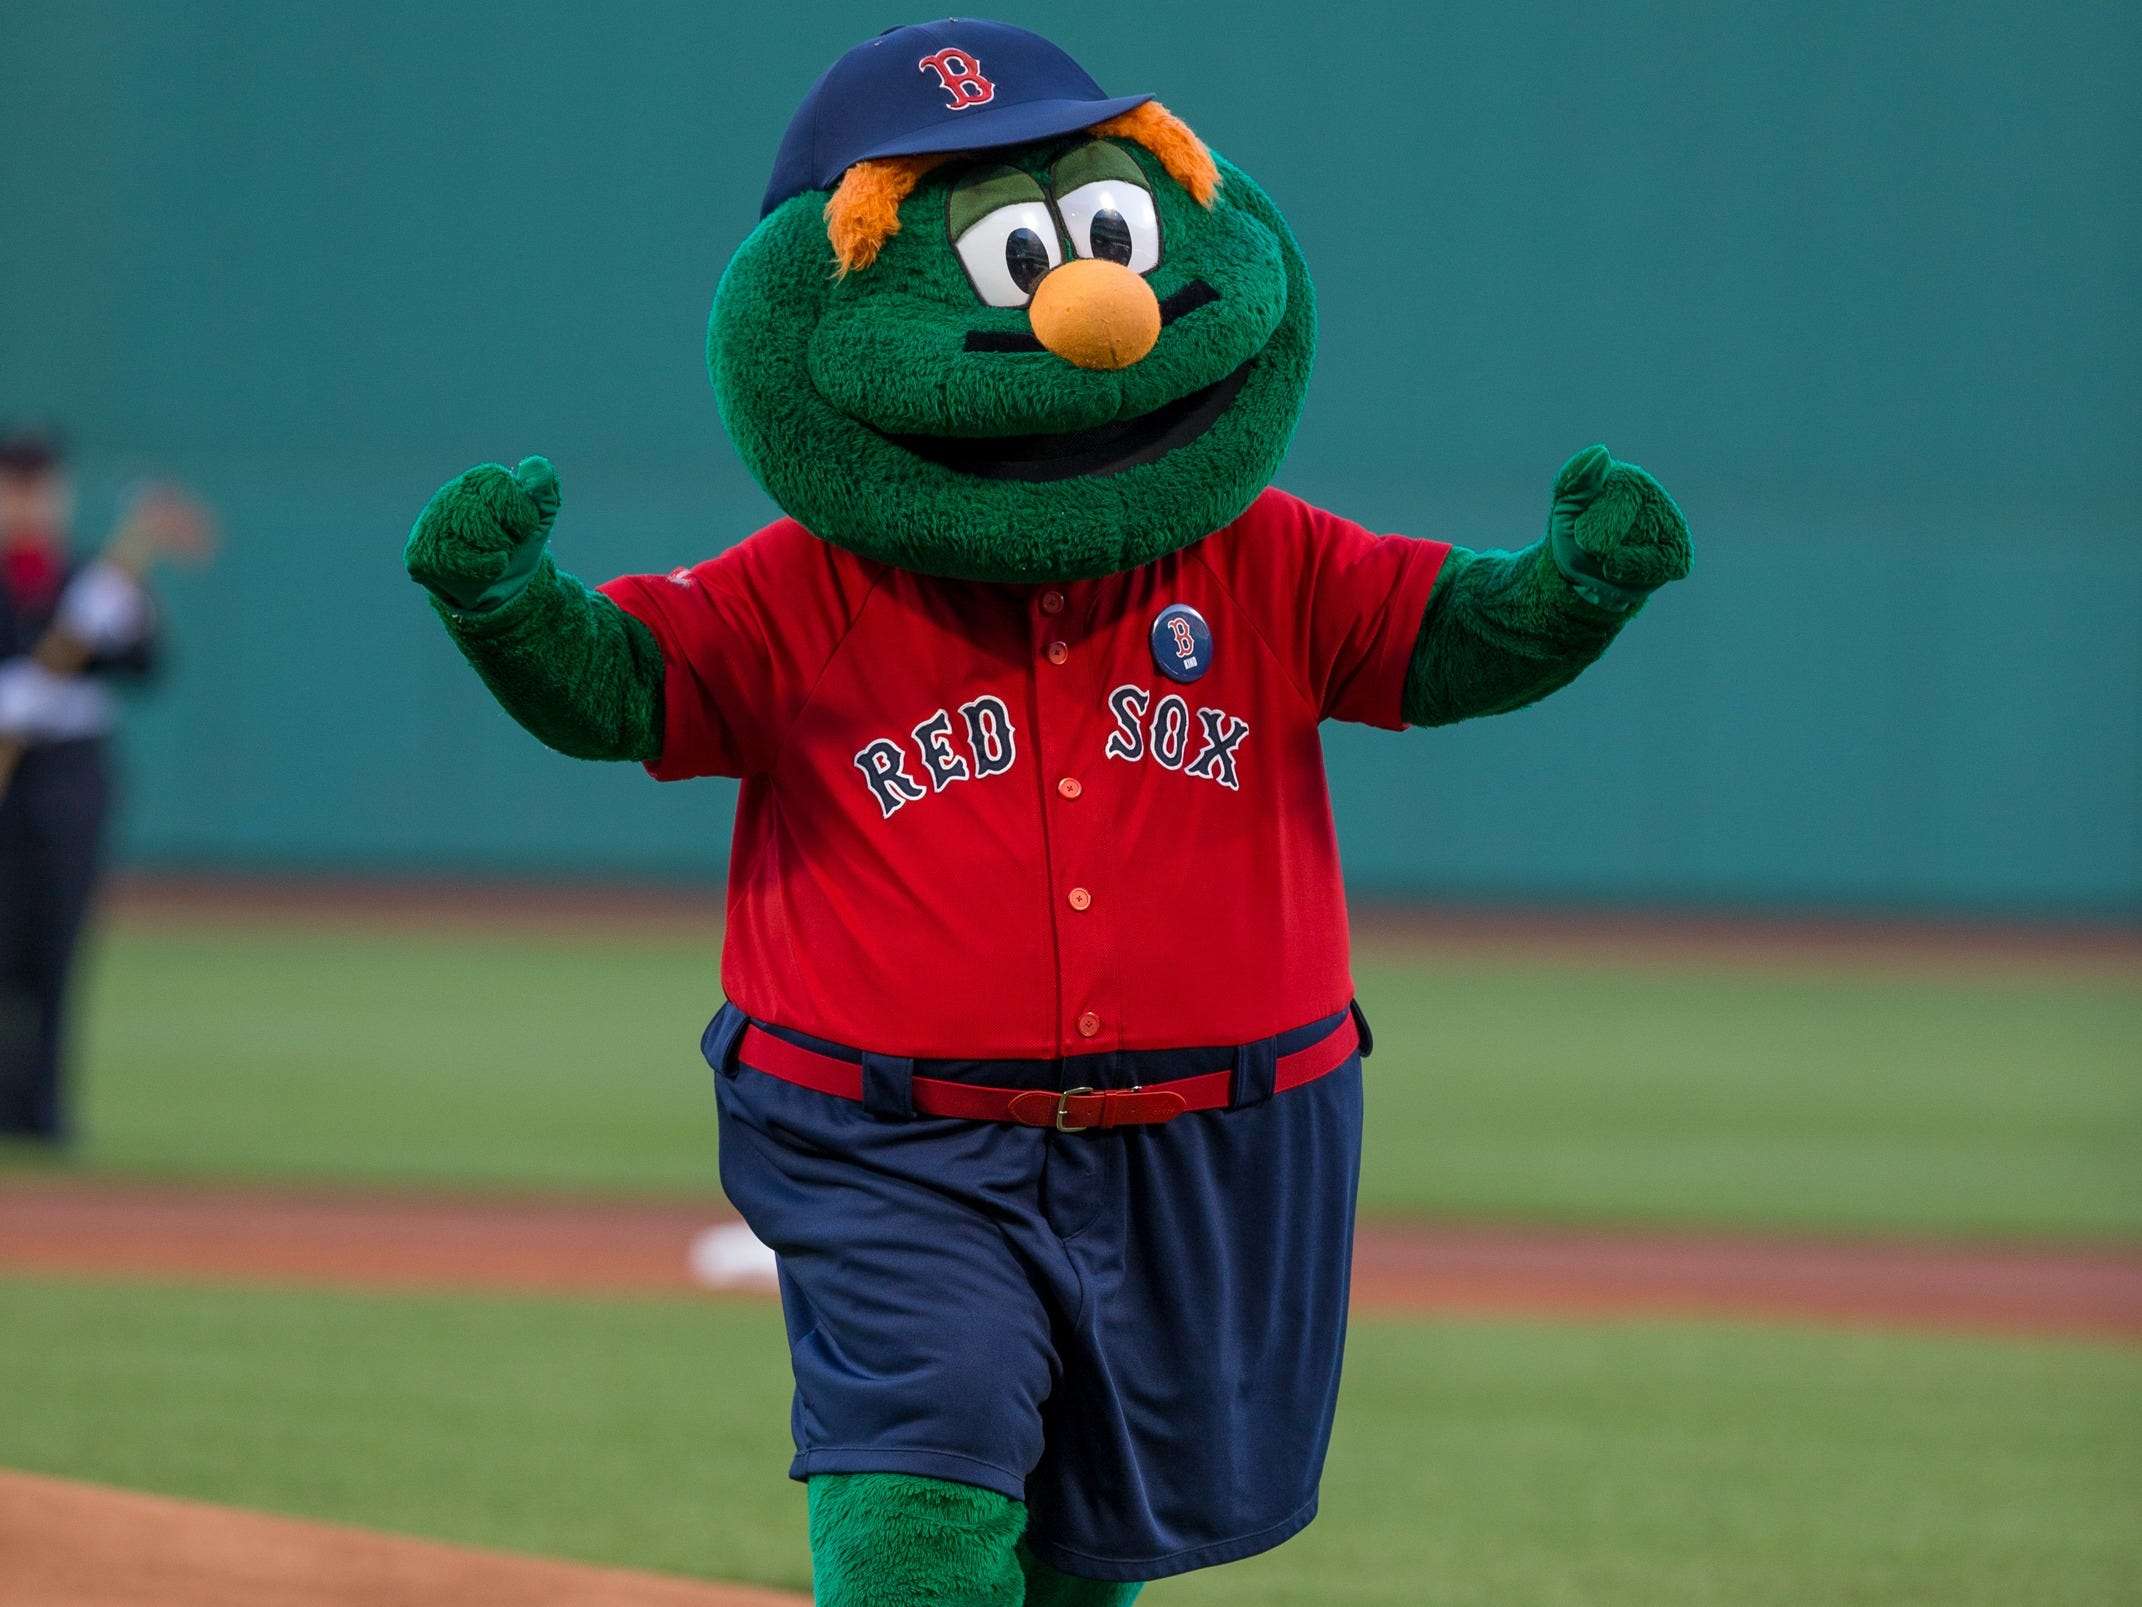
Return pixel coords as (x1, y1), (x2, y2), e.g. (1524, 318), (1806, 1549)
(807, 1473), (1029, 1606)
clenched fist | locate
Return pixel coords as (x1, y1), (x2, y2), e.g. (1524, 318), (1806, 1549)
(1544, 444), (1691, 612)
(404, 455), (562, 613)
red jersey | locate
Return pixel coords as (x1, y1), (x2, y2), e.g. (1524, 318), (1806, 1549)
(600, 486), (1449, 1058)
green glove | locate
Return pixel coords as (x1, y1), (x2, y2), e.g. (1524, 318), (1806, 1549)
(404, 454), (562, 614)
(1544, 443), (1692, 613)
(400, 452), (665, 763)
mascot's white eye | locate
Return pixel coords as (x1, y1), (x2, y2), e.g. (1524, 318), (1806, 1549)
(954, 201), (1064, 308)
(1055, 181), (1161, 275)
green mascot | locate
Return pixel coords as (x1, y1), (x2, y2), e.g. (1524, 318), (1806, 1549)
(405, 20), (1689, 1603)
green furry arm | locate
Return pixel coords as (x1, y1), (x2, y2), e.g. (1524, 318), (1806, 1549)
(1402, 543), (1626, 726)
(1403, 445), (1691, 728)
(406, 455), (664, 763)
(434, 557), (664, 762)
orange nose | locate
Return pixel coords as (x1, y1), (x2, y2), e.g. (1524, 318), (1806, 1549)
(1027, 259), (1161, 371)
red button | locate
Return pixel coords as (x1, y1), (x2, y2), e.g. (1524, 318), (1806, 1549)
(1040, 590), (1066, 615)
(1076, 1011), (1101, 1038)
(1067, 886), (1092, 911)
(1045, 640), (1069, 665)
(1057, 776), (1082, 799)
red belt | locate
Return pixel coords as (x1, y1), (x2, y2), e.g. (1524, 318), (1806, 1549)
(736, 1013), (1360, 1132)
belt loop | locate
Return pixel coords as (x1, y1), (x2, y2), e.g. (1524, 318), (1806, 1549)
(700, 1004), (747, 1083)
(1348, 999), (1374, 1060)
(1230, 1035), (1279, 1111)
(861, 1052), (916, 1120)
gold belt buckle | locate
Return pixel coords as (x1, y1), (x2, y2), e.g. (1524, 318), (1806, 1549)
(1054, 1086), (1097, 1133)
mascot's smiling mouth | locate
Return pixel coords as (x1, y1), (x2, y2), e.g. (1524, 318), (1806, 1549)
(877, 278), (1246, 483)
(881, 358), (1253, 482)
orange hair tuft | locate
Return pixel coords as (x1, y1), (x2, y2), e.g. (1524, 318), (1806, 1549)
(1086, 101), (1220, 208)
(825, 153), (954, 275)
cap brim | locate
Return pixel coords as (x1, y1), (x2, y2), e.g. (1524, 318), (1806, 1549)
(843, 92), (1154, 177)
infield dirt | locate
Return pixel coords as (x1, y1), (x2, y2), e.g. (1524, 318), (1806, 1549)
(0, 1470), (806, 1607)
(4, 1178), (2138, 1340)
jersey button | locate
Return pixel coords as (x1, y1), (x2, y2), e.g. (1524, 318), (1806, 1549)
(1076, 1010), (1101, 1038)
(1056, 776), (1082, 799)
(1045, 640), (1069, 665)
(1067, 886), (1092, 911)
(1040, 589), (1066, 615)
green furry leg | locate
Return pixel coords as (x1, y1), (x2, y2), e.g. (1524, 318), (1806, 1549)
(805, 1475), (1147, 1605)
(807, 1474), (1029, 1606)
(1019, 1545), (1145, 1606)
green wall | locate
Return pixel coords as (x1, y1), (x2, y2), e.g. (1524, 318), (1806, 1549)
(4, 1), (2135, 912)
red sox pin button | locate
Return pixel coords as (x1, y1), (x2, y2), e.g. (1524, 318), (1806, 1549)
(1151, 603), (1212, 684)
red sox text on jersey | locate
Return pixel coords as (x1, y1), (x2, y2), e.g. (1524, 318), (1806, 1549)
(852, 685), (1250, 819)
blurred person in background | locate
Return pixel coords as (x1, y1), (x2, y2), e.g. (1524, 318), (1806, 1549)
(0, 429), (211, 1146)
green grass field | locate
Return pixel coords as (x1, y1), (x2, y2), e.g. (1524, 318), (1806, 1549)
(2, 1277), (2135, 1606)
(26, 920), (2141, 1238)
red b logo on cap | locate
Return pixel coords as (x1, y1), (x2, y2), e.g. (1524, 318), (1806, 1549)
(919, 47), (995, 110)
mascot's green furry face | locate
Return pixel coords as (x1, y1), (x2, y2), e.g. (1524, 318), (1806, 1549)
(709, 125), (1314, 584)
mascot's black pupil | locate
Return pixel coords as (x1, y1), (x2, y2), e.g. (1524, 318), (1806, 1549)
(1005, 227), (1051, 293)
(1089, 209), (1133, 265)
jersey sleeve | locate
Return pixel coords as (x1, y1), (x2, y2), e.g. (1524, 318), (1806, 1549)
(1202, 487), (1452, 729)
(597, 520), (866, 781)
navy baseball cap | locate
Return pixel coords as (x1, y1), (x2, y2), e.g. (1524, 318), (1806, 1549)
(761, 19), (1152, 216)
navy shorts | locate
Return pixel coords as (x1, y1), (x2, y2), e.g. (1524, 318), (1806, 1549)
(703, 1002), (1368, 1583)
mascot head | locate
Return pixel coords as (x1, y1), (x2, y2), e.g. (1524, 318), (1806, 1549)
(709, 18), (1315, 583)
